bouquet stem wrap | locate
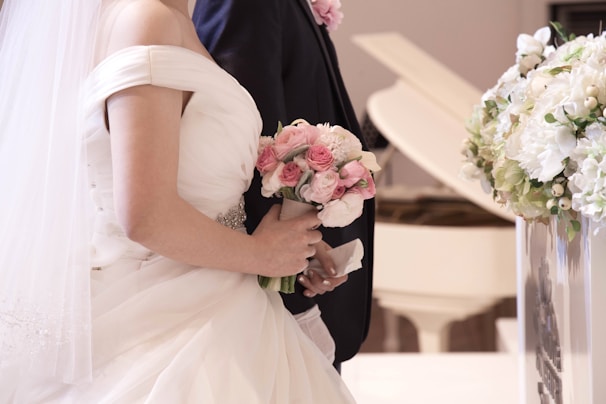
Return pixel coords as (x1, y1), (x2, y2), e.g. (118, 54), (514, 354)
(258, 199), (316, 293)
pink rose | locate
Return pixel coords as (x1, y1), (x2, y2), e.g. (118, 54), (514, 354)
(273, 126), (308, 160)
(339, 160), (367, 187)
(332, 183), (346, 199)
(273, 124), (320, 160)
(299, 123), (321, 145)
(300, 170), (339, 204)
(306, 144), (334, 171)
(350, 171), (376, 200)
(317, 192), (364, 227)
(256, 146), (279, 174)
(311, 0), (344, 32)
(279, 161), (303, 187)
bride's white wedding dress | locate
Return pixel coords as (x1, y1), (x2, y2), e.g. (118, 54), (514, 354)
(26, 46), (355, 403)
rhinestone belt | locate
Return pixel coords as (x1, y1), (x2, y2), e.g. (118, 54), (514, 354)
(216, 198), (246, 230)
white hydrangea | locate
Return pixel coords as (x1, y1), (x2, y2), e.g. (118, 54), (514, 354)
(315, 124), (362, 165)
(569, 123), (606, 225)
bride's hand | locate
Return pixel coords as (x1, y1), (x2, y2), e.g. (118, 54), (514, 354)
(252, 204), (322, 277)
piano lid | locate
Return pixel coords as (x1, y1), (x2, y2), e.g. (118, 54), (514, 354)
(353, 32), (515, 222)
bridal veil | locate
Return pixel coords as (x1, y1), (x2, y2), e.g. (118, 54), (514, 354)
(0, 0), (101, 392)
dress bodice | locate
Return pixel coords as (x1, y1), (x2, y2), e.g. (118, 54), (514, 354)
(83, 45), (262, 266)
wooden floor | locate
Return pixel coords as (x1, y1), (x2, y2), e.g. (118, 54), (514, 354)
(359, 297), (517, 353)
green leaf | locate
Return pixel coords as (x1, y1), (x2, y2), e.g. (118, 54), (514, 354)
(279, 187), (297, 200)
(564, 47), (583, 62)
(547, 65), (572, 75)
(544, 113), (557, 123)
(529, 178), (544, 188)
(282, 145), (309, 162)
(550, 21), (571, 43)
(336, 156), (363, 170)
(294, 170), (314, 198)
(564, 220), (581, 242)
(484, 99), (497, 111)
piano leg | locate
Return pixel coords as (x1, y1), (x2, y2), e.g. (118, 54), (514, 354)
(372, 222), (516, 353)
(380, 304), (451, 352)
(376, 291), (500, 353)
(382, 309), (401, 352)
(404, 310), (452, 352)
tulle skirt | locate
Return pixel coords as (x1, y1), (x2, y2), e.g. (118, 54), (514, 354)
(23, 251), (355, 403)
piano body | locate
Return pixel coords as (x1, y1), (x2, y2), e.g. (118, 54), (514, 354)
(354, 33), (517, 352)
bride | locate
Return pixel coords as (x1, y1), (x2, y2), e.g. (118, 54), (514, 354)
(0, 0), (356, 402)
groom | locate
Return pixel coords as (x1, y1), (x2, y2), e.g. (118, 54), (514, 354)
(192, 0), (374, 371)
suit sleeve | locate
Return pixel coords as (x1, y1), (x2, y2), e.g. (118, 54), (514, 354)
(193, 0), (287, 136)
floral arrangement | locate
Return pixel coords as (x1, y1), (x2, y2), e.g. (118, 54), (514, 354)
(310, 0), (343, 32)
(256, 119), (380, 292)
(461, 22), (606, 240)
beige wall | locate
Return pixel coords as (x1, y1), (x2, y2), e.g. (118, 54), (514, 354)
(330, 0), (548, 119)
(330, 0), (597, 187)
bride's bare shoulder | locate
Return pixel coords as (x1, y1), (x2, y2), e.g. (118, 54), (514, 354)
(97, 0), (183, 58)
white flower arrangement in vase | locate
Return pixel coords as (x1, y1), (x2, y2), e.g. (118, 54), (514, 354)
(461, 22), (606, 240)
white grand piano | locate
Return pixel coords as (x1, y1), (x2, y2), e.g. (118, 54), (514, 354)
(354, 33), (517, 352)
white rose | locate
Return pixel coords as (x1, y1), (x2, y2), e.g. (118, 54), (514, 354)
(261, 162), (285, 197)
(299, 170), (340, 204)
(359, 151), (381, 172)
(317, 192), (364, 228)
(516, 27), (551, 75)
(516, 26), (550, 57)
(518, 54), (542, 76)
(460, 162), (481, 180)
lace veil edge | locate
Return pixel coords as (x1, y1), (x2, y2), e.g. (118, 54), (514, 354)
(0, 0), (101, 389)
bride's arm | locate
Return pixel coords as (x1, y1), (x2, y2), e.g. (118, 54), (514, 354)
(108, 75), (321, 277)
(103, 1), (321, 277)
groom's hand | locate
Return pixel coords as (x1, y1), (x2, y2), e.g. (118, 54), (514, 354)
(297, 240), (348, 297)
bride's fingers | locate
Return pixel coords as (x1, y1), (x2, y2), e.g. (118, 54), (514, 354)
(306, 229), (322, 245)
(306, 245), (316, 258)
(290, 210), (321, 231)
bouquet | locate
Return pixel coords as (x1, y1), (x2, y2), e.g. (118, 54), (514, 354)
(255, 119), (380, 292)
(461, 22), (606, 240)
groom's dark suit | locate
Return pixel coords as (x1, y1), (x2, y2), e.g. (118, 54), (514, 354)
(193, 0), (374, 366)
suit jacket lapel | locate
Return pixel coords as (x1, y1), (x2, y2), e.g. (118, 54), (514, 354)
(295, 0), (321, 39)
(293, 0), (354, 129)
(295, 0), (333, 73)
